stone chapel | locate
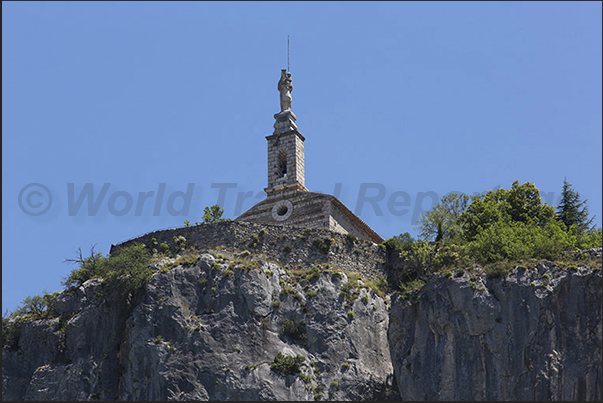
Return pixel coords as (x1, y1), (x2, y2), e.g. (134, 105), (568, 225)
(236, 70), (383, 244)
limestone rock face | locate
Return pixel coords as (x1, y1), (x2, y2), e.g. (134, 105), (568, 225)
(3, 253), (396, 401)
(388, 265), (602, 401)
(2, 248), (601, 401)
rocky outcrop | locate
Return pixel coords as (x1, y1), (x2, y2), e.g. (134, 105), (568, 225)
(388, 263), (602, 401)
(113, 221), (387, 283)
(2, 235), (601, 401)
(3, 252), (396, 401)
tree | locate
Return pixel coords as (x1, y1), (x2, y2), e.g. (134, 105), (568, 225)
(10, 292), (57, 319)
(460, 181), (556, 241)
(202, 204), (228, 224)
(62, 246), (108, 288)
(556, 178), (594, 234)
(417, 192), (469, 242)
(505, 180), (555, 226)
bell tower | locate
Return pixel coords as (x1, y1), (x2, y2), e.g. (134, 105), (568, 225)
(236, 69), (382, 244)
(265, 69), (308, 196)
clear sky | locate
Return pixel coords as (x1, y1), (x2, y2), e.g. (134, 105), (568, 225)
(3, 1), (602, 313)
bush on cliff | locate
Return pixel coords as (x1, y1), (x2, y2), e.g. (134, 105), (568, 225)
(62, 244), (152, 295)
(62, 246), (109, 288)
(270, 352), (305, 375)
(385, 179), (602, 289)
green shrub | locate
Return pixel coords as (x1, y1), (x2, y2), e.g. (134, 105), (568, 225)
(385, 233), (437, 282)
(398, 279), (425, 295)
(485, 261), (512, 279)
(312, 238), (331, 254)
(62, 247), (109, 288)
(374, 278), (389, 294)
(339, 277), (360, 308)
(305, 265), (321, 282)
(173, 254), (200, 267)
(240, 260), (261, 270)
(280, 279), (297, 297)
(300, 371), (314, 384)
(280, 318), (307, 344)
(466, 220), (573, 264)
(433, 243), (466, 269)
(346, 233), (357, 243)
(158, 243), (170, 254)
(64, 244), (152, 296)
(9, 292), (58, 320)
(222, 269), (235, 277)
(270, 352), (305, 375)
(576, 227), (602, 249)
(360, 295), (369, 304)
(173, 235), (186, 249)
(341, 361), (351, 370)
(347, 310), (355, 319)
(243, 362), (262, 371)
(307, 289), (318, 298)
(104, 244), (153, 295)
(382, 232), (414, 251)
(202, 204), (228, 224)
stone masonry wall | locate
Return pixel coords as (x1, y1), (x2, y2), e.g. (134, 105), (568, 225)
(112, 221), (387, 283)
(266, 130), (305, 189)
(328, 200), (382, 243)
(236, 192), (330, 230)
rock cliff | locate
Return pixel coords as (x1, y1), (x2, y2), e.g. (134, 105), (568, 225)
(388, 262), (602, 400)
(2, 223), (601, 401)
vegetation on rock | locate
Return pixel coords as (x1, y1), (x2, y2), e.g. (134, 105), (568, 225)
(270, 352), (305, 375)
(202, 204), (229, 224)
(384, 179), (602, 293)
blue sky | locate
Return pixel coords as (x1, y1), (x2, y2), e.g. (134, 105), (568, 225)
(3, 1), (601, 312)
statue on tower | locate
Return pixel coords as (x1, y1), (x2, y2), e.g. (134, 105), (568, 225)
(273, 69), (297, 134)
(278, 69), (293, 112)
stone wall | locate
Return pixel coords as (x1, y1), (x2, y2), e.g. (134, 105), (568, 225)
(236, 192), (331, 230)
(236, 191), (383, 244)
(266, 130), (305, 189)
(328, 198), (383, 244)
(112, 221), (387, 283)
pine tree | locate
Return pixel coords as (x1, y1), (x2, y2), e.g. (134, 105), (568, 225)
(202, 204), (228, 224)
(556, 178), (594, 233)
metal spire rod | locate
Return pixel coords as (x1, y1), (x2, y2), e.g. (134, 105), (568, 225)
(287, 35), (290, 72)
